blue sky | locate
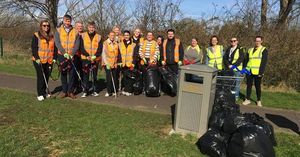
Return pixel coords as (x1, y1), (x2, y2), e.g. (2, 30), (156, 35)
(180, 0), (237, 18)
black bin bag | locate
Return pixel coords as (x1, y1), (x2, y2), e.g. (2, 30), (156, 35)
(196, 129), (227, 157)
(158, 66), (177, 96)
(145, 67), (160, 97)
(227, 125), (275, 157)
(133, 70), (143, 95)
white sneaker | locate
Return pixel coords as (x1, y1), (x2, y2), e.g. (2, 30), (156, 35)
(81, 93), (87, 98)
(121, 91), (127, 95)
(257, 101), (262, 107)
(242, 99), (251, 106)
(46, 94), (51, 98)
(37, 95), (44, 101)
(125, 92), (132, 96)
(105, 93), (111, 97)
(112, 93), (117, 96)
(92, 92), (99, 97)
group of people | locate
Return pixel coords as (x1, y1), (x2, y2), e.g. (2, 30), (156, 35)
(32, 14), (268, 107)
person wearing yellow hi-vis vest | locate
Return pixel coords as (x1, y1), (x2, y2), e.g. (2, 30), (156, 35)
(223, 37), (245, 100)
(54, 14), (80, 99)
(161, 29), (184, 75)
(184, 38), (203, 65)
(32, 20), (57, 101)
(206, 35), (224, 71)
(80, 21), (102, 98)
(102, 31), (121, 97)
(119, 30), (137, 96)
(242, 36), (268, 107)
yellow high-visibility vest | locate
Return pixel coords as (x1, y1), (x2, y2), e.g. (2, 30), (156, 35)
(232, 48), (243, 71)
(247, 46), (266, 75)
(207, 45), (223, 70)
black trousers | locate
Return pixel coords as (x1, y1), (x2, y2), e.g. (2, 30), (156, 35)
(58, 55), (75, 93)
(246, 75), (262, 101)
(121, 67), (135, 93)
(82, 60), (98, 93)
(33, 62), (50, 96)
(73, 55), (83, 91)
(105, 67), (118, 94)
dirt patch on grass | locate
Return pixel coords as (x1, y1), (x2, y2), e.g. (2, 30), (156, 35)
(0, 106), (20, 126)
(156, 124), (173, 138)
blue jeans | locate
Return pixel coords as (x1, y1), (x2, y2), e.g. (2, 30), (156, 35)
(233, 71), (241, 99)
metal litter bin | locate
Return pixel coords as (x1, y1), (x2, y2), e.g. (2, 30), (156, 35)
(174, 64), (218, 137)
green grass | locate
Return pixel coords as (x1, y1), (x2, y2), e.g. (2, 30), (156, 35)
(0, 54), (35, 77)
(239, 89), (300, 111)
(0, 88), (299, 156)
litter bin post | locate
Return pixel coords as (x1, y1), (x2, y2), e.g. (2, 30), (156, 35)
(174, 64), (218, 137)
(0, 37), (3, 58)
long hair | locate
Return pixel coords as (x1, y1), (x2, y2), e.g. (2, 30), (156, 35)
(209, 35), (219, 46)
(38, 20), (53, 42)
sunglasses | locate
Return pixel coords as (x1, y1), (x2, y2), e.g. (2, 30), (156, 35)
(230, 40), (237, 42)
(42, 25), (50, 27)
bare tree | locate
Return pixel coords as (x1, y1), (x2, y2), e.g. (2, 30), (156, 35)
(277, 0), (296, 28)
(261, 0), (268, 29)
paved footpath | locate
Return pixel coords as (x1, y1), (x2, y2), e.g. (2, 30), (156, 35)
(0, 72), (299, 135)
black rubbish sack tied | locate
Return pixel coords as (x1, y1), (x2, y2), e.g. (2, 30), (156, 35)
(133, 70), (143, 95)
(145, 66), (160, 97)
(196, 129), (227, 157)
(227, 125), (275, 157)
(243, 113), (277, 146)
(158, 66), (177, 96)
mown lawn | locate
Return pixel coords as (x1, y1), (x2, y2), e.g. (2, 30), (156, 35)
(0, 88), (299, 156)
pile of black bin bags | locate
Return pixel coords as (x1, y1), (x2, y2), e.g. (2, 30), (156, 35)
(132, 65), (177, 97)
(196, 88), (277, 157)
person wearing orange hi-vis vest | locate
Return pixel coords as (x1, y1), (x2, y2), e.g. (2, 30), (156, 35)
(119, 30), (137, 96)
(54, 14), (80, 99)
(161, 29), (184, 75)
(102, 31), (120, 97)
(242, 36), (268, 107)
(206, 35), (224, 71)
(80, 21), (102, 98)
(32, 20), (57, 101)
(139, 32), (160, 67)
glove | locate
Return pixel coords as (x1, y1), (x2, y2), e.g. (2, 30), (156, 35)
(161, 61), (166, 65)
(63, 53), (69, 59)
(106, 65), (110, 70)
(52, 59), (56, 64)
(258, 74), (263, 78)
(118, 63), (122, 66)
(143, 58), (147, 64)
(178, 61), (182, 66)
(91, 56), (97, 61)
(35, 59), (41, 64)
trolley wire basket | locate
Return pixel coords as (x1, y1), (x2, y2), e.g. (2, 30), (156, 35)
(216, 75), (244, 93)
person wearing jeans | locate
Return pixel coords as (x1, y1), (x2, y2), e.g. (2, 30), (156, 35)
(223, 37), (244, 100)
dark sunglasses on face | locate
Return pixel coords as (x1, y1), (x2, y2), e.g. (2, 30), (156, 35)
(42, 25), (50, 27)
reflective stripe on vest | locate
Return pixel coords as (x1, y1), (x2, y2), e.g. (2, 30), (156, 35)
(58, 26), (77, 55)
(32, 32), (54, 64)
(140, 40), (157, 65)
(119, 41), (135, 67)
(247, 46), (266, 75)
(232, 48), (243, 71)
(104, 40), (119, 68)
(207, 45), (223, 70)
(81, 32), (101, 60)
(163, 38), (180, 63)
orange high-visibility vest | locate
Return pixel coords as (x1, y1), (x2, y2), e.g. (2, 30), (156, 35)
(103, 39), (119, 68)
(140, 40), (157, 65)
(81, 32), (101, 61)
(32, 32), (54, 64)
(57, 26), (77, 55)
(119, 41), (136, 67)
(163, 38), (180, 63)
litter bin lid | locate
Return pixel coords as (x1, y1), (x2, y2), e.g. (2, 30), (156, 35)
(180, 64), (218, 73)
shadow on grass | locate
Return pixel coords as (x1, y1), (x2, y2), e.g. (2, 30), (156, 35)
(265, 114), (300, 135)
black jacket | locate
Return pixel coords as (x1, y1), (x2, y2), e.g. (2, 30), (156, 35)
(31, 34), (57, 61)
(223, 45), (245, 70)
(244, 47), (268, 75)
(163, 38), (184, 64)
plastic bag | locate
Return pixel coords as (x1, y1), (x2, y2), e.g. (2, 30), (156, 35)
(196, 129), (227, 157)
(243, 113), (277, 146)
(145, 67), (160, 97)
(159, 67), (177, 96)
(227, 125), (275, 157)
(133, 70), (143, 95)
(223, 113), (251, 134)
